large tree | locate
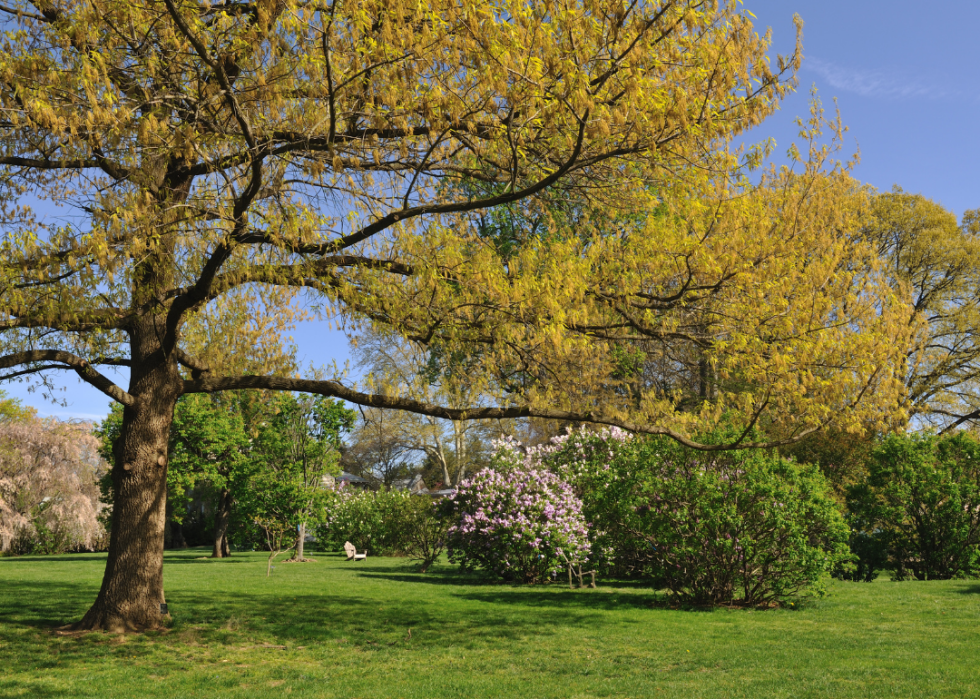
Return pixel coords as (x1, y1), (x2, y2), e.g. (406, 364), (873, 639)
(0, 0), (911, 631)
(859, 189), (980, 432)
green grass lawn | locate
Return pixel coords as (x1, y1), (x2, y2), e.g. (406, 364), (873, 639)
(1, 550), (979, 698)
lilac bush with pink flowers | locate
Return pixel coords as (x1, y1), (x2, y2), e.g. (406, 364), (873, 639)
(442, 466), (590, 583)
(486, 426), (851, 606)
(491, 427), (638, 575)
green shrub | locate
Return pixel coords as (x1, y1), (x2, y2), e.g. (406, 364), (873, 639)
(385, 495), (448, 572)
(542, 429), (850, 606)
(317, 489), (388, 553)
(832, 511), (888, 583)
(848, 432), (980, 580)
(317, 489), (448, 569)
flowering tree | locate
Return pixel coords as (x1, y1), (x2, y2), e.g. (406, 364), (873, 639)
(494, 427), (637, 574)
(443, 463), (590, 583)
(0, 417), (108, 553)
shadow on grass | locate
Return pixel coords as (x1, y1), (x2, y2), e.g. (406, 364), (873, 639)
(456, 587), (666, 612)
(0, 579), (101, 629)
(353, 567), (487, 586)
(354, 564), (659, 591)
(0, 576), (615, 654)
(953, 583), (980, 595)
(0, 548), (232, 565)
(163, 558), (249, 565)
(0, 553), (108, 564)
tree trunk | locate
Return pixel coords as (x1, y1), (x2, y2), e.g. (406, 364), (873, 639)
(433, 439), (451, 488)
(288, 522), (315, 562)
(171, 520), (187, 549)
(294, 521), (306, 560)
(71, 318), (182, 632)
(452, 420), (466, 487)
(165, 501), (187, 549)
(211, 488), (232, 558)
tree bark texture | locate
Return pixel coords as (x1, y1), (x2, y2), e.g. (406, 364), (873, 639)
(71, 319), (182, 632)
(291, 521), (307, 561)
(211, 488), (232, 558)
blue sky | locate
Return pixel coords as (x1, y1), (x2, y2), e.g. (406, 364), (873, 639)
(745, 0), (979, 218)
(6, 0), (978, 422)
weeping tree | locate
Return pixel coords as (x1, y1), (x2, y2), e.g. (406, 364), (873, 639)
(0, 0), (913, 631)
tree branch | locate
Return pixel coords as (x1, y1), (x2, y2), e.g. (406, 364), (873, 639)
(174, 348), (210, 379)
(322, 118), (590, 254)
(181, 373), (820, 451)
(0, 350), (135, 406)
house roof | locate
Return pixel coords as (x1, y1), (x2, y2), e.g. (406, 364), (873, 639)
(337, 471), (369, 483)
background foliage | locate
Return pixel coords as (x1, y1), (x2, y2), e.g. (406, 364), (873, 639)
(848, 432), (980, 581)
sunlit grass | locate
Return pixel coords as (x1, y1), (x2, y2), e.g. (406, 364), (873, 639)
(1, 549), (979, 698)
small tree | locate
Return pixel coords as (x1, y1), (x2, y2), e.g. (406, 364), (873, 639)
(255, 394), (355, 561)
(236, 454), (336, 575)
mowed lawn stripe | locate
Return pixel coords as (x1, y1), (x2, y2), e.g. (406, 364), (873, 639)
(1, 550), (978, 698)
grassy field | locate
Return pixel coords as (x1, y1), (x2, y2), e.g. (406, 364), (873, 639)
(1, 550), (979, 698)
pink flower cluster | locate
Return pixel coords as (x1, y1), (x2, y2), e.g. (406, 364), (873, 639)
(444, 466), (590, 583)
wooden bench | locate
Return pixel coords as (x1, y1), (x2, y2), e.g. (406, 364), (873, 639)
(343, 541), (367, 561)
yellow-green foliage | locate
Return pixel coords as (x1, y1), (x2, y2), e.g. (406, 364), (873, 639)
(861, 189), (980, 430)
(0, 1), (911, 446)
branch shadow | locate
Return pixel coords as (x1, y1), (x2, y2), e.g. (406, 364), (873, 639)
(0, 553), (108, 564)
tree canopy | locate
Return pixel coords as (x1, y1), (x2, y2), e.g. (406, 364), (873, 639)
(859, 189), (980, 432)
(0, 0), (913, 631)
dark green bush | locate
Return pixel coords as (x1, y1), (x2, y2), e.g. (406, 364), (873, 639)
(386, 495), (449, 572)
(848, 432), (980, 580)
(548, 429), (851, 606)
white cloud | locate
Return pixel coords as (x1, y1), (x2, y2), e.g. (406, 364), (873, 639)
(806, 57), (957, 100)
